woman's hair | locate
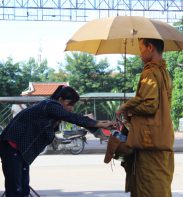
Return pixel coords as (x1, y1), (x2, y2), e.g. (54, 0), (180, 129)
(50, 85), (80, 104)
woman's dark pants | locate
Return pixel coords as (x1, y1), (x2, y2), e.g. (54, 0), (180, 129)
(0, 141), (30, 197)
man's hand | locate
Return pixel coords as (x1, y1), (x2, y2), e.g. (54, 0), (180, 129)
(116, 104), (126, 116)
(116, 105), (130, 122)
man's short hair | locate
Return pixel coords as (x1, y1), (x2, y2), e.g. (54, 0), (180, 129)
(139, 38), (164, 54)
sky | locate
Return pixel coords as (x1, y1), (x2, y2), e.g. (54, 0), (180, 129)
(0, 20), (121, 70)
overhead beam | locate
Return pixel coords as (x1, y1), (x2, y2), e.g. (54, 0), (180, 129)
(0, 0), (182, 23)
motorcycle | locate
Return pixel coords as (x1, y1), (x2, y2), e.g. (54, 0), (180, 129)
(41, 127), (88, 155)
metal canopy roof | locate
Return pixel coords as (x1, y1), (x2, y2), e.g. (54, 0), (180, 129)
(0, 96), (46, 103)
(80, 92), (135, 100)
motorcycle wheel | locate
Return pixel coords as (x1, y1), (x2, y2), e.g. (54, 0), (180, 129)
(70, 138), (85, 155)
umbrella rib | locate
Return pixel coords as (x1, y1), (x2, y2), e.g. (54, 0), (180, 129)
(173, 40), (182, 51)
(95, 40), (102, 55)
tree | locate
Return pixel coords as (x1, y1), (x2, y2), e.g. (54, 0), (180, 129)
(64, 52), (114, 94)
(163, 52), (181, 79)
(174, 16), (183, 26)
(20, 58), (50, 83)
(43, 67), (68, 82)
(115, 55), (142, 93)
(171, 66), (183, 130)
(0, 57), (64, 96)
(163, 51), (183, 130)
(0, 57), (23, 96)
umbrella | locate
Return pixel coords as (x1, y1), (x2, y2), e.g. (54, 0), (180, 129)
(65, 15), (183, 99)
(65, 15), (183, 55)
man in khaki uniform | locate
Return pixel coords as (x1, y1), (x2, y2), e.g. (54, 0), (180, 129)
(116, 38), (174, 197)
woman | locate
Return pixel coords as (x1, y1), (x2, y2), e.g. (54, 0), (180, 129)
(0, 85), (115, 197)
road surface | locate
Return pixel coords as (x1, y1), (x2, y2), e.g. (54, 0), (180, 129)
(0, 154), (183, 197)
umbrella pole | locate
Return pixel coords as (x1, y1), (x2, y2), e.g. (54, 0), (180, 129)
(93, 98), (96, 119)
(123, 38), (127, 101)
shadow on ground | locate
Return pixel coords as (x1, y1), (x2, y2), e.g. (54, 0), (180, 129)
(1, 190), (183, 197)
(0, 190), (127, 197)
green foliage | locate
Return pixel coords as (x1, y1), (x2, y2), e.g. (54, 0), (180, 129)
(163, 51), (183, 130)
(0, 58), (23, 96)
(173, 16), (183, 26)
(171, 67), (183, 129)
(0, 57), (67, 96)
(163, 51), (181, 79)
(115, 55), (142, 92)
(99, 100), (121, 120)
(64, 52), (114, 94)
(20, 58), (50, 83)
(43, 67), (68, 82)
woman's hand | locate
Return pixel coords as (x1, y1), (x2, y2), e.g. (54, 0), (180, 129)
(96, 120), (117, 129)
(92, 120), (116, 138)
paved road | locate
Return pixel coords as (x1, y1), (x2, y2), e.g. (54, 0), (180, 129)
(0, 154), (183, 197)
(45, 132), (183, 155)
(0, 132), (183, 196)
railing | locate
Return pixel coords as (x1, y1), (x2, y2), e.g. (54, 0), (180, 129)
(0, 103), (12, 128)
(0, 96), (45, 128)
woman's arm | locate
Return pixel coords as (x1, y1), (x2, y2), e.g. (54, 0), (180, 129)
(45, 100), (115, 129)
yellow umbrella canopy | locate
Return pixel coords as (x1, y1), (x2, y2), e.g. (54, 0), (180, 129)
(65, 15), (183, 55)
